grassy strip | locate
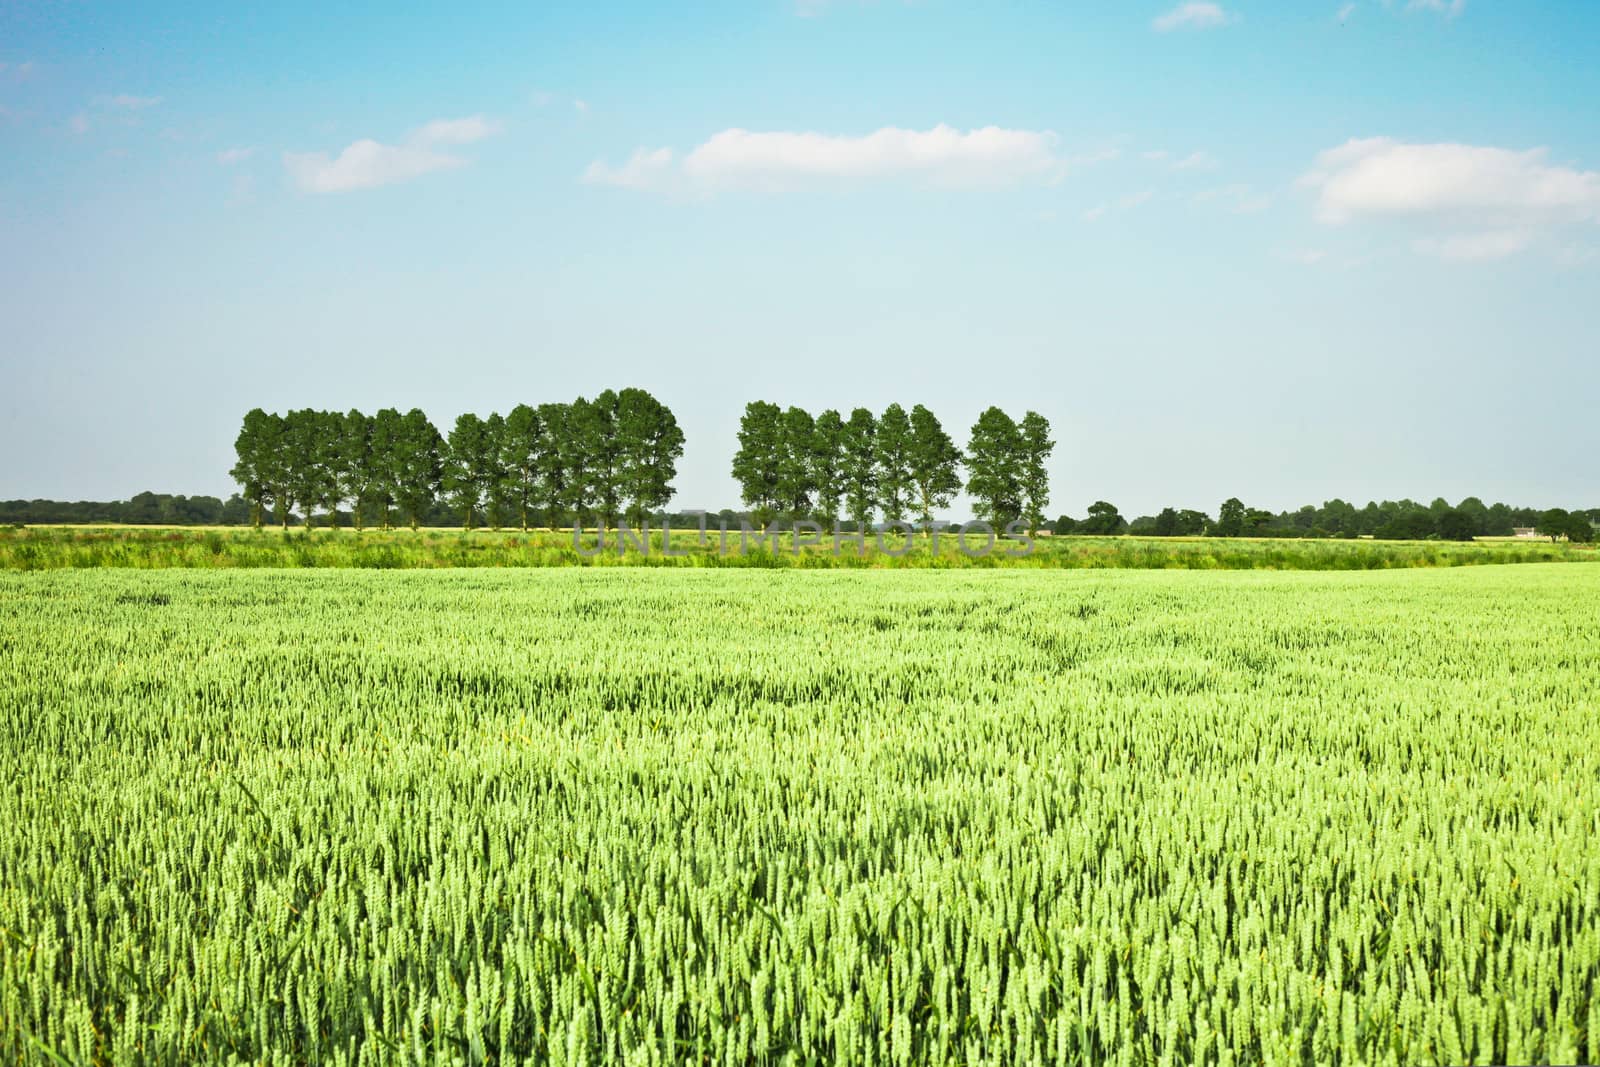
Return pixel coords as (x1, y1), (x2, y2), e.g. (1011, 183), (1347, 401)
(1, 524), (1592, 570)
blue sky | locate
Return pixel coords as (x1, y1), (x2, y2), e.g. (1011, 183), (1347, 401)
(2, 0), (1597, 518)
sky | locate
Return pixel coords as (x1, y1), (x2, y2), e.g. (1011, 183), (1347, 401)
(2, 0), (1597, 519)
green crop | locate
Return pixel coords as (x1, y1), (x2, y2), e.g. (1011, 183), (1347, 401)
(2, 566), (1597, 1064)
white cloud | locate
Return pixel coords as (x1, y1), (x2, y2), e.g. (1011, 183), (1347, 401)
(530, 90), (555, 107)
(1407, 0), (1464, 15)
(1084, 190), (1154, 222)
(284, 114), (500, 193)
(574, 99), (590, 116)
(1302, 137), (1600, 261)
(583, 147), (674, 189)
(683, 124), (1065, 187)
(1195, 183), (1270, 213)
(1152, 3), (1233, 31)
(586, 124), (1113, 193)
(1337, 3), (1356, 20)
(411, 115), (500, 144)
(1413, 229), (1532, 262)
(1301, 138), (1600, 226)
(69, 113), (89, 135)
(217, 146), (257, 165)
(1173, 150), (1219, 171)
(1283, 249), (1328, 265)
(102, 94), (162, 110)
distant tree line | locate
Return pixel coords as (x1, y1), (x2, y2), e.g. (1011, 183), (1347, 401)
(227, 391), (684, 530)
(731, 403), (1054, 534)
(0, 492), (254, 526)
(1053, 497), (1598, 542)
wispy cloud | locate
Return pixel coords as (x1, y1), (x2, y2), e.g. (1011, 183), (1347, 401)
(585, 124), (1101, 193)
(1413, 229), (1531, 262)
(1195, 183), (1270, 213)
(1084, 190), (1154, 222)
(69, 113), (90, 135)
(583, 147), (674, 189)
(1406, 0), (1465, 16)
(284, 115), (501, 194)
(1152, 3), (1234, 32)
(1173, 150), (1219, 172)
(1337, 3), (1356, 21)
(99, 94), (162, 110)
(217, 146), (257, 165)
(1301, 137), (1599, 260)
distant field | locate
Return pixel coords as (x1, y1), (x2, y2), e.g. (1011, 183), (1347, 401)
(3, 565), (1597, 1063)
(1, 523), (1592, 570)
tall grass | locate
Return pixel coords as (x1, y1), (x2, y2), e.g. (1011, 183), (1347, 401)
(1, 524), (1591, 571)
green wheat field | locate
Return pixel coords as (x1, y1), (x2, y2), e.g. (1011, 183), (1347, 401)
(3, 565), (1598, 1065)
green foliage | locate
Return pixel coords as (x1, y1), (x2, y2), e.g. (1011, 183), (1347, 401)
(964, 407), (1024, 528)
(1436, 507), (1476, 542)
(907, 404), (963, 532)
(810, 410), (847, 531)
(841, 408), (879, 532)
(875, 403), (914, 523)
(731, 400), (784, 523)
(3, 566), (1599, 1064)
(1079, 499), (1126, 535)
(1017, 411), (1053, 536)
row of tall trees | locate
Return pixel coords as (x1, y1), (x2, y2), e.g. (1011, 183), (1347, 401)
(731, 403), (1053, 533)
(229, 391), (684, 530)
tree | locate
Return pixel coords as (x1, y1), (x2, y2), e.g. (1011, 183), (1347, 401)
(841, 408), (878, 531)
(558, 397), (598, 530)
(1080, 500), (1126, 535)
(876, 404), (914, 523)
(1436, 508), (1476, 542)
(1377, 509), (1435, 541)
(443, 413), (493, 529)
(776, 407), (816, 520)
(615, 388), (685, 526)
(1018, 411), (1053, 538)
(311, 410), (351, 528)
(1454, 496), (1489, 537)
(1214, 497), (1247, 538)
(907, 404), (962, 533)
(1153, 507), (1180, 537)
(283, 408), (335, 529)
(368, 408), (405, 529)
(391, 409), (442, 529)
(500, 404), (542, 531)
(1537, 508), (1572, 542)
(336, 409), (376, 531)
(583, 391), (623, 530)
(532, 403), (570, 529)
(964, 407), (1024, 528)
(731, 401), (784, 524)
(229, 409), (284, 528)
(810, 410), (846, 531)
(1566, 513), (1595, 544)
(1177, 509), (1210, 536)
(479, 413), (512, 530)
